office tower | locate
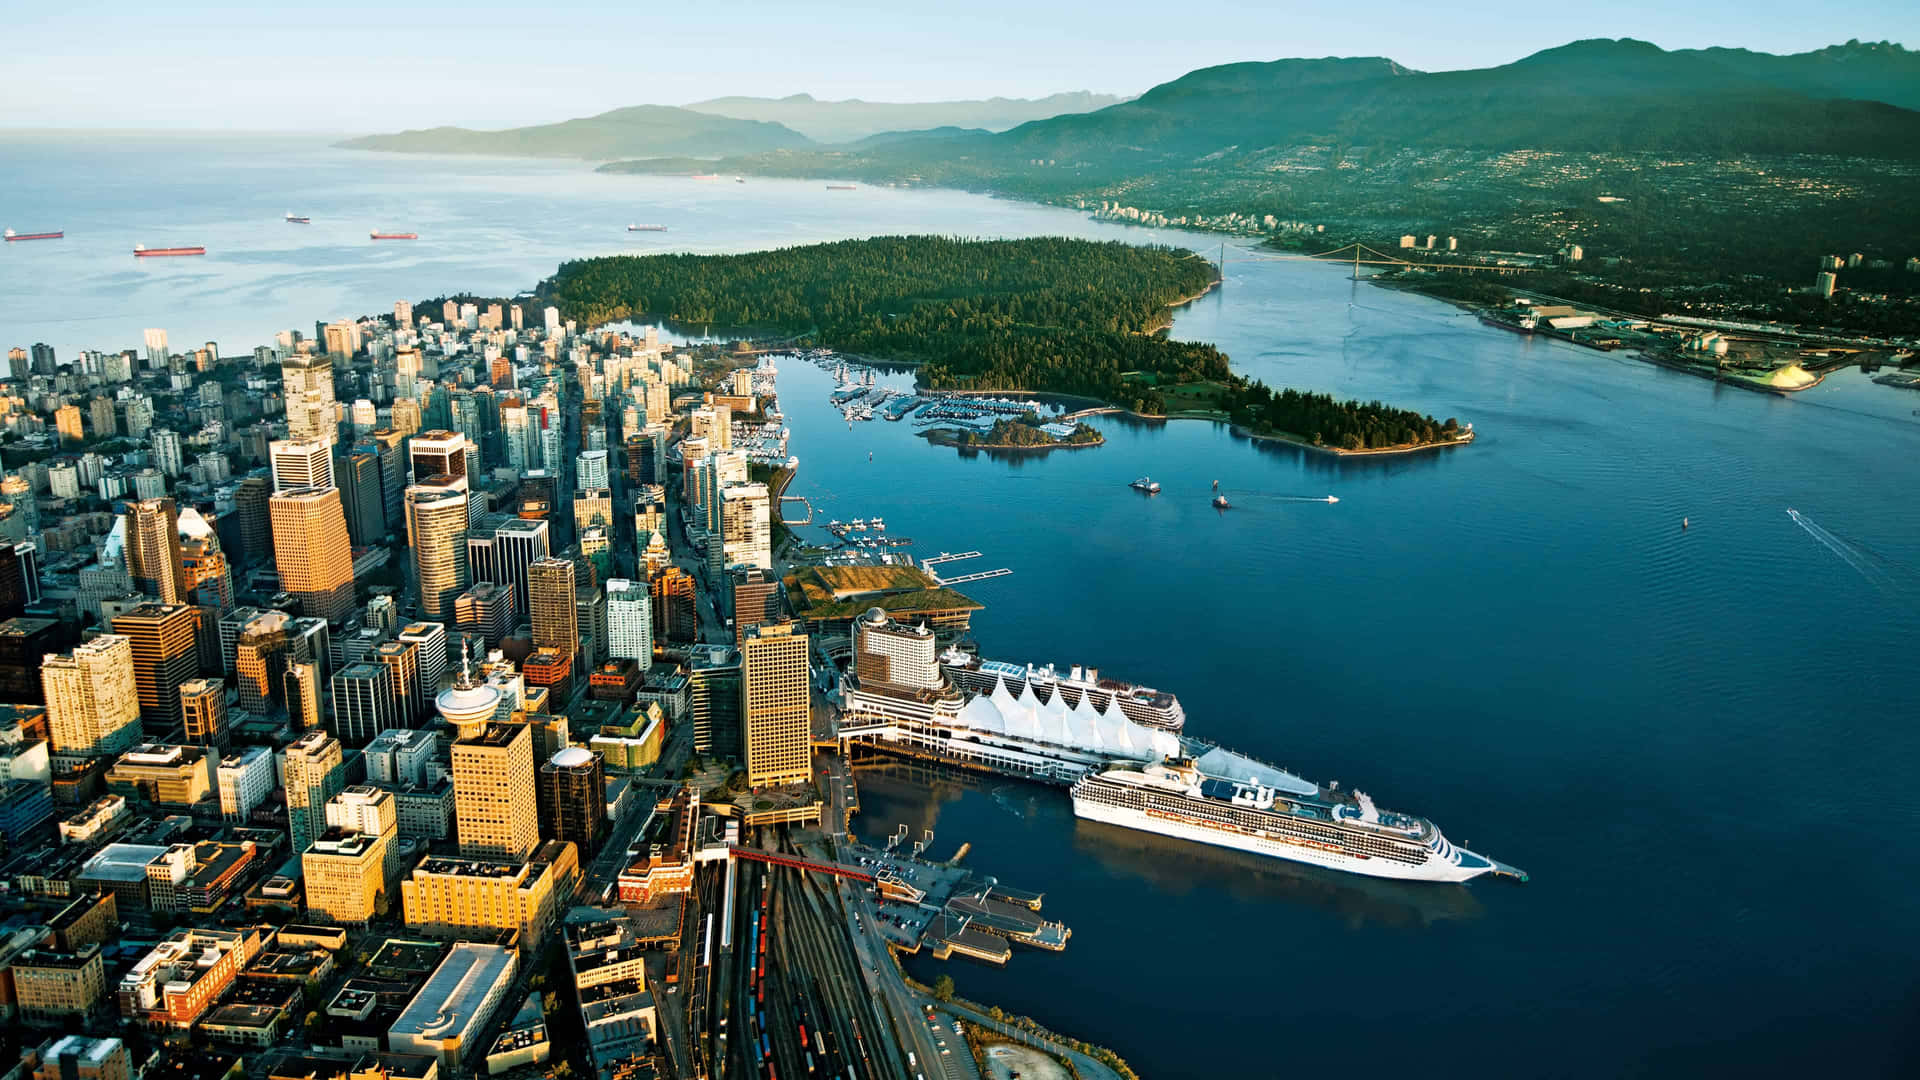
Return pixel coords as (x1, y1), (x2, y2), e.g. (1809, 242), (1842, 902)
(0, 617), (59, 704)
(574, 487), (612, 536)
(323, 320), (362, 358)
(268, 438), (334, 492)
(720, 481), (773, 570)
(579, 524), (611, 585)
(451, 721), (538, 859)
(0, 543), (35, 621)
(405, 485), (469, 621)
(575, 586), (606, 671)
(331, 662), (398, 747)
(575, 450), (609, 491)
(285, 659), (321, 730)
(233, 610), (289, 712)
(650, 567), (696, 642)
(372, 639), (421, 725)
(178, 678), (227, 749)
(741, 623), (810, 788)
(606, 579), (652, 663)
(336, 447), (387, 544)
(217, 744), (273, 822)
(285, 728), (346, 853)
(397, 622), (448, 699)
(410, 429), (473, 492)
(390, 397), (422, 438)
(368, 429), (407, 526)
(527, 557), (577, 664)
(109, 603), (200, 738)
(453, 582), (515, 650)
(489, 514), (549, 617)
(537, 747), (605, 855)
(268, 486), (355, 624)
(55, 405), (84, 445)
(688, 644), (742, 756)
(281, 352), (337, 444)
(730, 566), (782, 644)
(231, 477), (272, 568)
(304, 786), (396, 925)
(177, 509), (233, 611)
(123, 498), (186, 604)
(624, 431), (659, 487)
(43, 635), (142, 758)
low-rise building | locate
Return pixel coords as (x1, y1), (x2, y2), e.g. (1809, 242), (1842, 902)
(11, 943), (107, 1023)
(399, 841), (578, 949)
(103, 743), (214, 809)
(58, 794), (129, 845)
(27, 1035), (132, 1080)
(386, 942), (518, 1070)
(117, 926), (265, 1032)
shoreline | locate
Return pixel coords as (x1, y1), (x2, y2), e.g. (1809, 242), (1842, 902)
(1231, 423), (1476, 457)
(1144, 276), (1224, 333)
(921, 428), (1106, 453)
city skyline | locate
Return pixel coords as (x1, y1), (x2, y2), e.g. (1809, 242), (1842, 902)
(0, 1), (1911, 130)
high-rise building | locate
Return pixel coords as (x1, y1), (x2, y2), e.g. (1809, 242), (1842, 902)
(480, 517), (549, 617)
(453, 582), (516, 650)
(405, 485), (470, 621)
(331, 662), (398, 747)
(43, 636), (142, 758)
(284, 728), (345, 853)
(451, 721), (539, 859)
(0, 617), (60, 705)
(537, 746), (606, 856)
(281, 353), (337, 445)
(368, 428), (407, 528)
(231, 477), (273, 569)
(109, 603), (200, 739)
(400, 843), (577, 951)
(336, 447), (387, 545)
(527, 557), (577, 667)
(268, 486), (356, 624)
(152, 428), (184, 478)
(123, 498), (186, 604)
(605, 579), (653, 663)
(55, 405), (84, 445)
(397, 622), (448, 701)
(741, 623), (810, 788)
(177, 508), (233, 611)
(574, 487), (612, 536)
(576, 586), (606, 672)
(285, 659), (322, 730)
(720, 481), (773, 570)
(410, 429), (474, 492)
(690, 404), (731, 451)
(371, 639), (422, 726)
(0, 541), (39, 621)
(232, 610), (289, 712)
(216, 744), (273, 822)
(650, 567), (696, 642)
(688, 644), (742, 757)
(731, 566), (782, 644)
(268, 438), (334, 492)
(178, 678), (227, 749)
(575, 450), (609, 491)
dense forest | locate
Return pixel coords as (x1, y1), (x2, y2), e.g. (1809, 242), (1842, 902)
(539, 237), (1228, 401)
(1221, 381), (1465, 451)
(938, 418), (1105, 448)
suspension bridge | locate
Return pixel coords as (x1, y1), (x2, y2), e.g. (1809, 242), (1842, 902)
(1216, 242), (1544, 279)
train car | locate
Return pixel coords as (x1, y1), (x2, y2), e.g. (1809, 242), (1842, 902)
(761, 1031), (770, 1059)
(798, 1022), (807, 1047)
(814, 1030), (826, 1057)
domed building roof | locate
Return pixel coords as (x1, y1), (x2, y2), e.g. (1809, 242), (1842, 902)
(551, 746), (594, 769)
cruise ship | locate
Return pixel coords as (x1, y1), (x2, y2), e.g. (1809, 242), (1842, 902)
(942, 649), (1186, 732)
(1072, 758), (1525, 883)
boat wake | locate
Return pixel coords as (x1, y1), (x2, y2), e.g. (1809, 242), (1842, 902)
(1786, 508), (1899, 594)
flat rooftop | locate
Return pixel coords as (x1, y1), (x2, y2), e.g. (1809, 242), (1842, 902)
(389, 942), (516, 1042)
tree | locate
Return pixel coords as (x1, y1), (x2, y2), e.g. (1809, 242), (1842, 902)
(933, 975), (955, 1002)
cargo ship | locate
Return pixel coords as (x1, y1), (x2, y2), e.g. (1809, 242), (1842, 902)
(133, 243), (206, 257)
(826, 184), (857, 191)
(691, 173), (720, 180)
(1072, 757), (1526, 883)
(285, 212), (311, 224)
(942, 648), (1186, 732)
(627, 224), (668, 232)
(4, 228), (64, 242)
(370, 230), (417, 240)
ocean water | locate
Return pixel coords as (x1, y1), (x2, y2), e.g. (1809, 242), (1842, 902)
(6, 134), (1919, 1078)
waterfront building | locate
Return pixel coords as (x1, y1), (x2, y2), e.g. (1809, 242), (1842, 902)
(741, 622), (810, 788)
(451, 721), (538, 859)
(536, 746), (605, 856)
(215, 744), (273, 822)
(43, 636), (142, 758)
(285, 728), (346, 853)
(110, 603), (200, 739)
(123, 498), (187, 605)
(269, 486), (356, 624)
(269, 438), (335, 493)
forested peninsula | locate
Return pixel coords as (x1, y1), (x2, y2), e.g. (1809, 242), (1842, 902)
(539, 236), (1467, 453)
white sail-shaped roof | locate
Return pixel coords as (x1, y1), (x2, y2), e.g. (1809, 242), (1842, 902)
(952, 676), (1178, 761)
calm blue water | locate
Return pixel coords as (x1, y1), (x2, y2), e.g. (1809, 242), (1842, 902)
(7, 134), (1920, 1078)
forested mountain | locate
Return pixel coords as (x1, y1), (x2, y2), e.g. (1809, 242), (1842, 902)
(683, 91), (1127, 143)
(337, 105), (811, 159)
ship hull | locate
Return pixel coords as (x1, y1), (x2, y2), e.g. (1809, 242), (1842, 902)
(6, 232), (63, 241)
(1072, 794), (1492, 883)
(133, 248), (205, 257)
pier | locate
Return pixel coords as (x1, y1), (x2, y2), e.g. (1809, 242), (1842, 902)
(921, 550), (1014, 585)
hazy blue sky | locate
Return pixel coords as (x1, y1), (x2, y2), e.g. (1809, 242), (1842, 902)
(5, 1), (1912, 131)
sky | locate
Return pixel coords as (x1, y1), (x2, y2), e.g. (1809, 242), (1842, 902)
(5, 0), (1914, 132)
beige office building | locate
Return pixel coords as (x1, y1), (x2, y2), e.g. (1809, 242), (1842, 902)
(12, 944), (107, 1022)
(741, 622), (811, 787)
(302, 788), (397, 926)
(268, 486), (356, 624)
(451, 722), (538, 859)
(43, 635), (143, 758)
(405, 485), (470, 621)
(399, 841), (579, 949)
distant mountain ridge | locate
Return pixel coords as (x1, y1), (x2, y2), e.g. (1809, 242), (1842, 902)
(682, 91), (1129, 143)
(337, 104), (812, 159)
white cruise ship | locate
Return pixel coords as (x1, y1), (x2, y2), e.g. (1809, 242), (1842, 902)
(1072, 758), (1525, 884)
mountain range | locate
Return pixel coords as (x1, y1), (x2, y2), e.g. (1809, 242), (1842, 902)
(681, 91), (1129, 143)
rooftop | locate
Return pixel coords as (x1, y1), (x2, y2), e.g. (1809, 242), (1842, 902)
(388, 942), (516, 1043)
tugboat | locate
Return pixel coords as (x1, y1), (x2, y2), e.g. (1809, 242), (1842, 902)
(1130, 477), (1161, 494)
(285, 212), (311, 224)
